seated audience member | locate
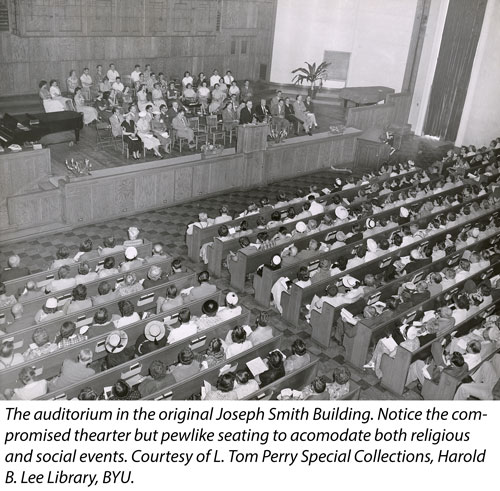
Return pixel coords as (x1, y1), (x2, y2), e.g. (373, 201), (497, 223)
(0, 282), (16, 309)
(85, 308), (113, 338)
(0, 340), (25, 370)
(17, 281), (45, 303)
(303, 95), (318, 128)
(1, 255), (30, 282)
(147, 243), (168, 264)
(63, 284), (92, 314)
(302, 377), (330, 400)
(45, 265), (77, 293)
(4, 366), (48, 400)
(109, 107), (124, 137)
(205, 372), (238, 401)
(248, 311), (273, 345)
(55, 321), (87, 349)
(98, 236), (124, 256)
(76, 238), (98, 263)
(156, 285), (183, 313)
(137, 110), (162, 158)
(113, 300), (141, 328)
(271, 99), (290, 132)
(108, 379), (141, 400)
(121, 111), (142, 160)
(77, 387), (98, 401)
(226, 326), (253, 358)
(117, 272), (143, 296)
(103, 330), (134, 369)
(185, 271), (216, 302)
(120, 247), (144, 272)
(50, 349), (95, 391)
(135, 321), (167, 356)
(91, 281), (117, 306)
(217, 292), (242, 321)
(142, 265), (164, 289)
(167, 308), (198, 344)
(75, 261), (99, 285)
(34, 298), (63, 324)
(138, 360), (176, 397)
(240, 80), (253, 102)
(22, 327), (58, 361)
(50, 246), (75, 270)
(233, 369), (260, 399)
(260, 350), (285, 386)
(454, 353), (500, 400)
(39, 79), (66, 111)
(284, 339), (311, 374)
(151, 111), (171, 153)
(195, 299), (220, 331)
(172, 108), (196, 150)
(327, 366), (351, 399)
(98, 257), (119, 278)
(204, 338), (226, 368)
(171, 348), (201, 383)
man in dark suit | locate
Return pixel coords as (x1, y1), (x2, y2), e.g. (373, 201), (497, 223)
(239, 100), (255, 125)
(166, 101), (180, 128)
(1, 255), (30, 282)
(254, 98), (271, 123)
(284, 96), (301, 135)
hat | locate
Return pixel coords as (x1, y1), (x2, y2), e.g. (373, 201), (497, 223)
(295, 221), (307, 233)
(487, 326), (500, 342)
(336, 230), (347, 242)
(342, 275), (359, 289)
(406, 326), (419, 340)
(400, 207), (409, 218)
(410, 249), (421, 261)
(148, 265), (162, 281)
(45, 297), (58, 309)
(271, 255), (282, 266)
(403, 282), (416, 291)
(470, 228), (480, 238)
(128, 226), (139, 240)
(367, 239), (377, 252)
(144, 321), (166, 342)
(226, 292), (239, 305)
(152, 110), (161, 115)
(366, 218), (375, 229)
(202, 299), (219, 316)
(105, 330), (128, 353)
(335, 178), (342, 186)
(335, 206), (348, 220)
(125, 246), (137, 260)
(124, 272), (137, 285)
(138, 111), (147, 118)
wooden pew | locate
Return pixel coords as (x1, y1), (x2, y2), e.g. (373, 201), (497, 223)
(0, 257), (173, 319)
(0, 272), (198, 349)
(280, 193), (497, 331)
(242, 358), (319, 400)
(253, 178), (477, 309)
(310, 230), (499, 348)
(143, 336), (283, 401)
(40, 334), (282, 400)
(0, 291), (239, 392)
(186, 168), (421, 262)
(2, 240), (154, 296)
(422, 345), (500, 400)
(379, 275), (500, 395)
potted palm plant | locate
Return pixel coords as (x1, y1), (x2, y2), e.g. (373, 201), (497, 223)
(291, 61), (330, 99)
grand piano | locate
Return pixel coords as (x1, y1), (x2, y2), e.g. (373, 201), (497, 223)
(0, 111), (84, 147)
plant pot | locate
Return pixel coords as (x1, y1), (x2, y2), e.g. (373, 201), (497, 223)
(308, 87), (318, 99)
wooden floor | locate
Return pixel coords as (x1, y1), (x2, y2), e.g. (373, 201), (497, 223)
(1, 83), (347, 178)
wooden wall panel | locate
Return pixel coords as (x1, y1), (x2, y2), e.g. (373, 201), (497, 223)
(192, 164), (210, 197)
(174, 167), (193, 202)
(0, 0), (277, 95)
(8, 189), (62, 228)
(135, 174), (158, 210)
(155, 169), (176, 206)
(91, 181), (116, 218)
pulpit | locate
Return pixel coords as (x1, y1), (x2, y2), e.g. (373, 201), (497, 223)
(236, 123), (269, 154)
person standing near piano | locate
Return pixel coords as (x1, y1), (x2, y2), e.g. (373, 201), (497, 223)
(74, 87), (98, 125)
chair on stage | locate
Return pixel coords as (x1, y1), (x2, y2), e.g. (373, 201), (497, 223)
(95, 122), (116, 150)
(206, 115), (225, 146)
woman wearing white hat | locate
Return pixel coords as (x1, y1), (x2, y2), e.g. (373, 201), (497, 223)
(137, 111), (162, 158)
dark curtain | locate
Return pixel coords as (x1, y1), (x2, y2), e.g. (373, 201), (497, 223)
(423, 0), (487, 141)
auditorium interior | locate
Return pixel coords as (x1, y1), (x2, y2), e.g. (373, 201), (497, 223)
(0, 0), (499, 401)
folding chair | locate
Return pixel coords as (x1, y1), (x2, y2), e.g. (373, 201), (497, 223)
(95, 122), (116, 150)
(171, 129), (189, 153)
(206, 115), (225, 146)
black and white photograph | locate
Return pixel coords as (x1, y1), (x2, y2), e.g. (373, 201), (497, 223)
(0, 0), (499, 404)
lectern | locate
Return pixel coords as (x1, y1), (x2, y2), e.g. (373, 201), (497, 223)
(236, 123), (269, 154)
